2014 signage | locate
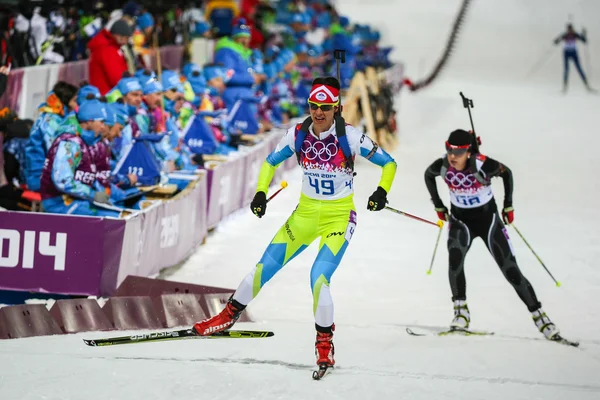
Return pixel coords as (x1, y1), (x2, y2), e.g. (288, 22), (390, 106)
(0, 229), (67, 271)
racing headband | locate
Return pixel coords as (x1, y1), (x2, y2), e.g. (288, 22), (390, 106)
(308, 84), (339, 105)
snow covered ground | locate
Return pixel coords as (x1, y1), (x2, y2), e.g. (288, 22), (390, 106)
(2, 1), (600, 399)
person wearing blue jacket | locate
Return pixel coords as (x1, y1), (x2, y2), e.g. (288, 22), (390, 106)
(213, 18), (265, 110)
(40, 100), (121, 218)
(24, 81), (78, 191)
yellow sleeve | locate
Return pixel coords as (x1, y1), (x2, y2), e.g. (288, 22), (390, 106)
(256, 161), (278, 194)
(378, 161), (397, 193)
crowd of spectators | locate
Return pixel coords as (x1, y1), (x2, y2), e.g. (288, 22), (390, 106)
(0, 0), (394, 216)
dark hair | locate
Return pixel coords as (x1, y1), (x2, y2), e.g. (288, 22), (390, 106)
(53, 81), (78, 106)
(122, 71), (133, 78)
(98, 96), (108, 103)
(115, 98), (125, 105)
(312, 76), (340, 90)
(79, 80), (89, 88)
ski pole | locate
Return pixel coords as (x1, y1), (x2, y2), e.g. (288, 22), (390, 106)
(427, 221), (445, 275)
(334, 49), (346, 115)
(510, 223), (561, 287)
(384, 206), (443, 228)
(459, 92), (479, 153)
(267, 180), (288, 203)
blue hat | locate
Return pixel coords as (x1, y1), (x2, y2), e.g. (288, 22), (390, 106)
(203, 64), (227, 82)
(137, 12), (154, 30)
(295, 43), (309, 54)
(339, 16), (350, 28)
(77, 85), (101, 105)
(162, 70), (184, 93)
(195, 21), (211, 36)
(117, 77), (143, 95)
(182, 62), (199, 79)
(77, 100), (107, 122)
(104, 103), (116, 127)
(112, 102), (129, 126)
(232, 18), (251, 38)
(135, 69), (156, 86)
(265, 45), (280, 60)
(292, 13), (304, 24)
(143, 77), (163, 95)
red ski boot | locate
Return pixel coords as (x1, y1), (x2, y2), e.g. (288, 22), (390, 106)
(193, 297), (245, 336)
(315, 324), (335, 366)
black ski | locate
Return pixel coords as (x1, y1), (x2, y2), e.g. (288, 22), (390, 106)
(549, 335), (579, 347)
(406, 327), (494, 337)
(406, 327), (579, 347)
(312, 364), (333, 380)
(83, 329), (274, 347)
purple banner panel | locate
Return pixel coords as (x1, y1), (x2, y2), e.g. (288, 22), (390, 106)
(241, 137), (276, 207)
(150, 46), (185, 71)
(0, 134), (6, 186)
(206, 156), (247, 229)
(0, 211), (125, 296)
(57, 60), (89, 86)
(115, 176), (209, 294)
(0, 69), (24, 112)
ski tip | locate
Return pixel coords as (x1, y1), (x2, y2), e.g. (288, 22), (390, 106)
(82, 339), (96, 347)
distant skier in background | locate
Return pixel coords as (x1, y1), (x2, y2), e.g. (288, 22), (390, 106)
(554, 23), (591, 92)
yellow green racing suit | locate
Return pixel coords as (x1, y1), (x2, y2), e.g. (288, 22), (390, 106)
(232, 121), (397, 328)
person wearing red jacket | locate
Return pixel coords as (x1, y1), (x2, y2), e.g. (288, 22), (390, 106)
(88, 19), (133, 95)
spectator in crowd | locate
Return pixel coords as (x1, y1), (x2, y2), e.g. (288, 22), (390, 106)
(24, 81), (78, 191)
(88, 18), (133, 95)
(40, 99), (121, 217)
(1, 109), (30, 187)
(214, 18), (265, 110)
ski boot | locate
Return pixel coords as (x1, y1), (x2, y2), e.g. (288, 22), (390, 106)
(315, 324), (335, 367)
(450, 300), (470, 330)
(193, 297), (245, 336)
(531, 309), (559, 340)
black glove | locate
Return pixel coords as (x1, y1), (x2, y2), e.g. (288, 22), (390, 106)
(250, 191), (267, 218)
(367, 186), (387, 211)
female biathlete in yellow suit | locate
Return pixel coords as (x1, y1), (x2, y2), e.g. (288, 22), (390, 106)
(193, 77), (397, 367)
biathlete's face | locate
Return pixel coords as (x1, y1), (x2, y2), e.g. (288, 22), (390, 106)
(447, 148), (470, 170)
(309, 101), (338, 131)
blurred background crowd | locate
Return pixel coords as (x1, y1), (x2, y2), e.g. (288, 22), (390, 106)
(0, 0), (395, 216)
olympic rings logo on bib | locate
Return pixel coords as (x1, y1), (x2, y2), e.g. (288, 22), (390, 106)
(303, 140), (338, 162)
(445, 171), (477, 188)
